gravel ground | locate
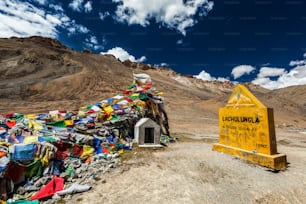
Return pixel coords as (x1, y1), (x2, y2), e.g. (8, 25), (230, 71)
(71, 129), (306, 204)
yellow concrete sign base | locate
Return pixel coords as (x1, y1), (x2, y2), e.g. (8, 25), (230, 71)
(212, 143), (287, 170)
(212, 84), (287, 170)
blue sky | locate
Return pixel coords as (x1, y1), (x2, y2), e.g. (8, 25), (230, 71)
(1, 0), (306, 89)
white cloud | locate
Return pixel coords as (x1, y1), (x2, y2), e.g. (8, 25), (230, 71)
(231, 65), (255, 79)
(89, 36), (98, 44)
(289, 59), (306, 67)
(112, 0), (214, 35)
(195, 70), (215, 81)
(101, 47), (146, 62)
(289, 53), (306, 66)
(84, 1), (92, 13)
(66, 22), (89, 35)
(78, 25), (89, 33)
(196, 55), (306, 90)
(0, 0), (89, 38)
(49, 4), (64, 12)
(138, 56), (146, 62)
(84, 35), (103, 50)
(160, 62), (169, 67)
(33, 0), (47, 5)
(69, 0), (84, 12)
(176, 39), (183, 45)
(0, 0), (62, 37)
(99, 12), (110, 20)
(194, 70), (229, 82)
(252, 66), (306, 90)
(257, 67), (286, 78)
(154, 62), (169, 67)
(194, 64), (306, 90)
(69, 0), (93, 13)
(260, 63), (271, 67)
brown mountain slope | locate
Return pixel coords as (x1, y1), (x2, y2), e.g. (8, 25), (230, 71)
(0, 36), (305, 135)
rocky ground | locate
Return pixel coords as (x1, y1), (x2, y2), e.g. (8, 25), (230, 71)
(66, 126), (306, 204)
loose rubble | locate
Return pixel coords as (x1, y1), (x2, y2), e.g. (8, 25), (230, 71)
(0, 74), (171, 203)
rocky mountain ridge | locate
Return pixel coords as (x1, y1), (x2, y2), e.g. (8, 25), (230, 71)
(0, 36), (305, 133)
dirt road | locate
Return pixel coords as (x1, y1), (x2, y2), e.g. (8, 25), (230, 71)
(71, 128), (306, 204)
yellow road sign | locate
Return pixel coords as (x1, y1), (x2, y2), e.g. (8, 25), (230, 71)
(212, 85), (287, 170)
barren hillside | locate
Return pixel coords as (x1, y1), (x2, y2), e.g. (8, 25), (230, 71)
(0, 36), (306, 134)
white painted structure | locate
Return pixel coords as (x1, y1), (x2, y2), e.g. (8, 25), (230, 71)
(134, 118), (162, 147)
